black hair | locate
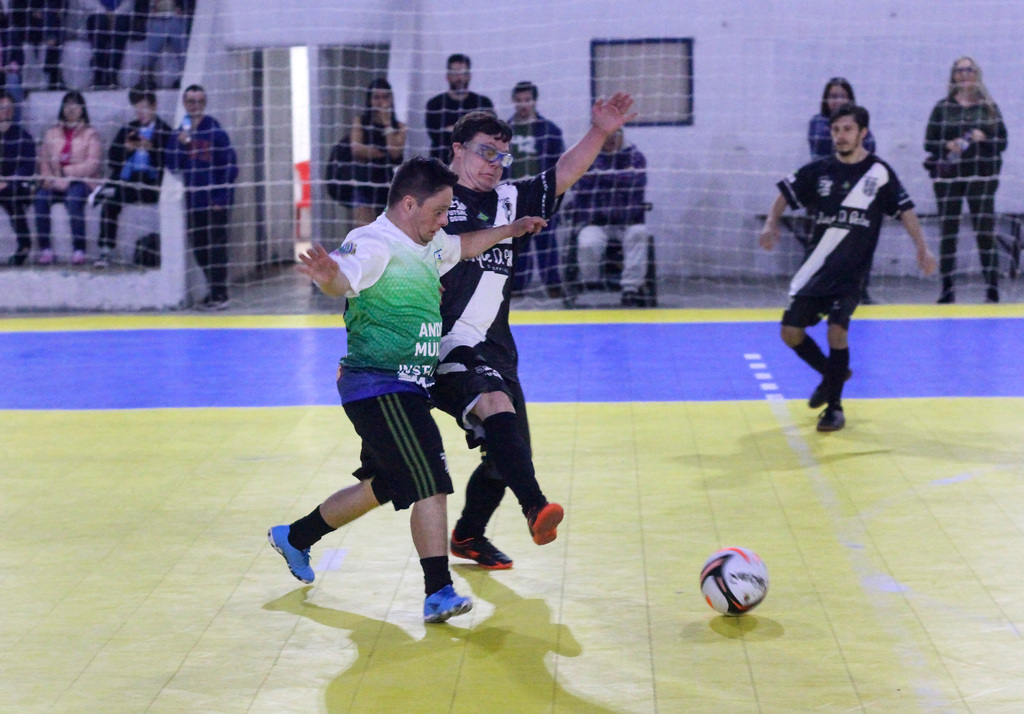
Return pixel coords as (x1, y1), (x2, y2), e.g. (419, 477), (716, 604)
(128, 88), (157, 106)
(387, 156), (458, 209)
(450, 110), (511, 146)
(447, 53), (471, 70)
(182, 84), (205, 98)
(829, 102), (869, 130)
(59, 90), (89, 124)
(512, 81), (538, 100)
(819, 77), (856, 117)
(361, 77), (398, 128)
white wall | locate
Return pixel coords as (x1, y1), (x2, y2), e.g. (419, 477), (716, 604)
(218, 0), (1024, 280)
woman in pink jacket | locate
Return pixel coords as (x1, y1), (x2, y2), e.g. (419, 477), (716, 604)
(35, 91), (103, 265)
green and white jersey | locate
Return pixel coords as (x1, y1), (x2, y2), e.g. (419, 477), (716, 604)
(330, 213), (462, 392)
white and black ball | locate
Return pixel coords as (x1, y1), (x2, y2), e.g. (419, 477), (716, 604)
(700, 547), (769, 616)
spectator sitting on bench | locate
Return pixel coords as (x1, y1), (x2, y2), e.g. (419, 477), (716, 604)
(0, 92), (36, 266)
(35, 90), (102, 265)
(570, 127), (651, 307)
(91, 87), (172, 267)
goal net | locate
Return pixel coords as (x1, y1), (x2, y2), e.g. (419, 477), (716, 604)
(1, 0), (1020, 311)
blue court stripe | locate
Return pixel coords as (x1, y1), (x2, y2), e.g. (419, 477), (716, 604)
(1, 319), (1021, 409)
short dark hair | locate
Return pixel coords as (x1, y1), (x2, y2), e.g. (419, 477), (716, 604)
(447, 53), (470, 69)
(387, 156), (458, 209)
(182, 84), (205, 98)
(829, 102), (869, 130)
(512, 81), (538, 100)
(450, 110), (511, 146)
(128, 88), (157, 106)
(0, 91), (15, 105)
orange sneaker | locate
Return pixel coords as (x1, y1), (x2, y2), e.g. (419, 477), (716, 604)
(527, 503), (564, 545)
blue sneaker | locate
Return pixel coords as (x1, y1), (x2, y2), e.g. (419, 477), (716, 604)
(423, 584), (472, 623)
(267, 525), (314, 583)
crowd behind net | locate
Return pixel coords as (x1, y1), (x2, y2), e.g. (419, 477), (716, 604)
(1, 0), (1022, 313)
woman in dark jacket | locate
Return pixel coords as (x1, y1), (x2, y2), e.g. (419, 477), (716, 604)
(925, 56), (1008, 303)
(348, 78), (406, 227)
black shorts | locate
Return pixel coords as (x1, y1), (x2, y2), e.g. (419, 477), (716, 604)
(782, 293), (859, 331)
(343, 391), (453, 511)
(431, 346), (513, 432)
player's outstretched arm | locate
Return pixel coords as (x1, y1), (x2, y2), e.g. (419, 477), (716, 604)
(759, 194), (788, 250)
(554, 92), (638, 195)
(899, 210), (938, 275)
(297, 243), (352, 297)
(459, 216), (548, 259)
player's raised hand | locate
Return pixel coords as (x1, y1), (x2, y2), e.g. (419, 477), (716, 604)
(591, 92), (638, 135)
(297, 243), (349, 297)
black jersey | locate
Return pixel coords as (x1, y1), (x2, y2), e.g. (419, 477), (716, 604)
(439, 167), (560, 378)
(778, 154), (913, 298)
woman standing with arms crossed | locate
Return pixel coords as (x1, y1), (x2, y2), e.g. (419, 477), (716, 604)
(925, 56), (1008, 303)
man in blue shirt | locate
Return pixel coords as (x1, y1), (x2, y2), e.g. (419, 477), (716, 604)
(165, 84), (239, 309)
(507, 81), (565, 297)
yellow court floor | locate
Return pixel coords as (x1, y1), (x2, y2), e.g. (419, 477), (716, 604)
(2, 398), (1023, 713)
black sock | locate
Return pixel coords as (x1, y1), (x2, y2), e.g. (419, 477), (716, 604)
(481, 412), (545, 515)
(825, 347), (850, 408)
(453, 461), (506, 541)
(288, 505), (335, 551)
(793, 336), (828, 375)
(421, 555), (452, 595)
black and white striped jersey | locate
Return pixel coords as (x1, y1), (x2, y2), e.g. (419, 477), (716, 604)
(778, 154), (913, 298)
(440, 167), (560, 378)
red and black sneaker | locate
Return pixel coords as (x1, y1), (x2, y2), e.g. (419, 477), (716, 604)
(450, 532), (513, 570)
(526, 503), (564, 546)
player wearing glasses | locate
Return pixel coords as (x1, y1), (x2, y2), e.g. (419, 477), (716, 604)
(431, 95), (636, 569)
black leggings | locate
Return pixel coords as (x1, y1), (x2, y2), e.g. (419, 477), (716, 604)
(933, 177), (999, 289)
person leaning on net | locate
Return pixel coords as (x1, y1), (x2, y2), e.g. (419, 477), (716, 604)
(424, 53), (493, 163)
(164, 84), (238, 310)
(266, 156), (547, 624)
(924, 56), (1008, 304)
(760, 103), (937, 433)
(569, 127), (652, 307)
(0, 92), (36, 266)
(92, 88), (172, 268)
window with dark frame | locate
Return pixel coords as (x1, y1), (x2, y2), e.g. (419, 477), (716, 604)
(590, 38), (694, 127)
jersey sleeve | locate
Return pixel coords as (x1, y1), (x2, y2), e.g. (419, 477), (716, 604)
(881, 164), (915, 218)
(512, 166), (560, 219)
(777, 162), (818, 210)
(329, 232), (389, 297)
(432, 229), (462, 276)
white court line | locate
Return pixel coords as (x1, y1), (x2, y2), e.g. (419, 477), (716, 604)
(744, 352), (952, 709)
(314, 548), (348, 572)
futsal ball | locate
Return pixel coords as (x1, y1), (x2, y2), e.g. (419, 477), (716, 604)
(700, 547), (769, 616)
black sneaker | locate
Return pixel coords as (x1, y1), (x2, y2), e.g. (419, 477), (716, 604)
(808, 369), (852, 409)
(816, 406), (846, 432)
(6, 249), (28, 266)
(450, 532), (513, 570)
(986, 287), (999, 304)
